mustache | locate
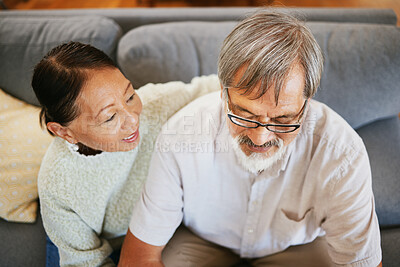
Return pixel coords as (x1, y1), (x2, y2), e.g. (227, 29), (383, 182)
(237, 135), (281, 148)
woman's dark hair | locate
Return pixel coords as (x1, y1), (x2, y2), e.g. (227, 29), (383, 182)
(32, 41), (117, 135)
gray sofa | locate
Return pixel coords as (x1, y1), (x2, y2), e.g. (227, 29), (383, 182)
(0, 7), (399, 267)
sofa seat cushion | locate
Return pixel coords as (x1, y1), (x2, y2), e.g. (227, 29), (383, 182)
(0, 15), (122, 106)
(380, 227), (400, 266)
(0, 212), (46, 266)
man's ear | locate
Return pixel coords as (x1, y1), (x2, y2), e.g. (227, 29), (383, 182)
(220, 83), (223, 99)
(47, 122), (77, 144)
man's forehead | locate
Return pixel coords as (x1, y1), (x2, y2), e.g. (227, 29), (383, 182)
(230, 62), (306, 105)
(230, 87), (301, 107)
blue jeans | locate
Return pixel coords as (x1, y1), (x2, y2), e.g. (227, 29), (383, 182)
(46, 235), (120, 266)
(46, 236), (60, 267)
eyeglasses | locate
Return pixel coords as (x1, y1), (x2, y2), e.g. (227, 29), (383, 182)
(224, 88), (308, 133)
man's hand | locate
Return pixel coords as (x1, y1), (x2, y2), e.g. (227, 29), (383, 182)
(118, 229), (165, 267)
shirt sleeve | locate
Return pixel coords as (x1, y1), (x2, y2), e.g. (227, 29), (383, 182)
(40, 192), (115, 267)
(129, 133), (184, 246)
(321, 145), (382, 267)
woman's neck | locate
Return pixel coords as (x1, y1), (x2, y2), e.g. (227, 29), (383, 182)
(77, 143), (102, 156)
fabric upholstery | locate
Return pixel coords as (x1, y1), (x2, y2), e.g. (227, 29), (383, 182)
(0, 88), (53, 223)
(0, 213), (46, 267)
(0, 16), (122, 106)
(118, 21), (233, 89)
(357, 116), (400, 227)
(309, 22), (400, 129)
(118, 21), (400, 129)
(0, 8), (396, 34)
(380, 228), (400, 267)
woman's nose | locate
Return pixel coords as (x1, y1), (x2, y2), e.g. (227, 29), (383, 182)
(121, 112), (139, 130)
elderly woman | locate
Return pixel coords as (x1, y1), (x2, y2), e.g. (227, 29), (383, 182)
(32, 41), (218, 266)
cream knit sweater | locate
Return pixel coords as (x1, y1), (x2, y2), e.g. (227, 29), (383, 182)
(38, 75), (220, 266)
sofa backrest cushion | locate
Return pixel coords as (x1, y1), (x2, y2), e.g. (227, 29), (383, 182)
(118, 21), (232, 90)
(0, 8), (397, 34)
(309, 22), (400, 129)
(0, 16), (122, 106)
(118, 20), (400, 129)
(356, 116), (400, 227)
(117, 22), (232, 91)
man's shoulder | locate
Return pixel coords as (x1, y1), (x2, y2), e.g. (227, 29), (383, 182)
(294, 101), (372, 197)
(305, 100), (366, 157)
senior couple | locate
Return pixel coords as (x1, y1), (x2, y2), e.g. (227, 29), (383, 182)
(34, 10), (382, 267)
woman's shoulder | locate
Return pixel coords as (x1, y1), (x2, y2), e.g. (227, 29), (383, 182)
(39, 137), (73, 174)
(37, 138), (78, 194)
(38, 138), (136, 196)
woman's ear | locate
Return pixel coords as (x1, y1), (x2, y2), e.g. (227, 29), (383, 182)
(47, 122), (77, 144)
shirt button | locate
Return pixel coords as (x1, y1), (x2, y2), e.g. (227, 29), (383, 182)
(248, 229), (254, 233)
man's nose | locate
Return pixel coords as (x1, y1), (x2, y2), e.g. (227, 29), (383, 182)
(247, 126), (275, 146)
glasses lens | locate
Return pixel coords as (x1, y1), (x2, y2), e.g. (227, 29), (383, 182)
(230, 116), (258, 128)
(267, 125), (298, 133)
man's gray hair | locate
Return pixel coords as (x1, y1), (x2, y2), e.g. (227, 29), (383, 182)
(218, 10), (323, 103)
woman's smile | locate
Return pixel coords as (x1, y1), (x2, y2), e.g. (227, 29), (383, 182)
(123, 129), (140, 143)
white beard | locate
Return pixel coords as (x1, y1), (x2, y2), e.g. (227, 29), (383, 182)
(230, 135), (286, 174)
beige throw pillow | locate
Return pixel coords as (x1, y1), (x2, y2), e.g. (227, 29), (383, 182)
(0, 89), (53, 223)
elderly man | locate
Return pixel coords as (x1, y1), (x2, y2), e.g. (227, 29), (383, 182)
(119, 10), (382, 267)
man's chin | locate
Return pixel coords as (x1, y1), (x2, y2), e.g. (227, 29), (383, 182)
(232, 136), (285, 174)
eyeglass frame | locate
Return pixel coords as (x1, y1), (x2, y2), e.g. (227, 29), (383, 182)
(224, 87), (308, 133)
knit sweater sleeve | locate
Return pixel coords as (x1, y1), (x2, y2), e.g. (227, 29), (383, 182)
(40, 191), (115, 267)
(137, 74), (220, 125)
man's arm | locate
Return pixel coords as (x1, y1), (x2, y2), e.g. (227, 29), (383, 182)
(118, 229), (165, 267)
(319, 144), (382, 266)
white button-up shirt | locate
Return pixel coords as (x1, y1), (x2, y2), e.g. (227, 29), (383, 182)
(130, 92), (381, 266)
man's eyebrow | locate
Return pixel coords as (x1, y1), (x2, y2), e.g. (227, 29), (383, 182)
(273, 113), (297, 119)
(232, 102), (297, 120)
(231, 102), (256, 116)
